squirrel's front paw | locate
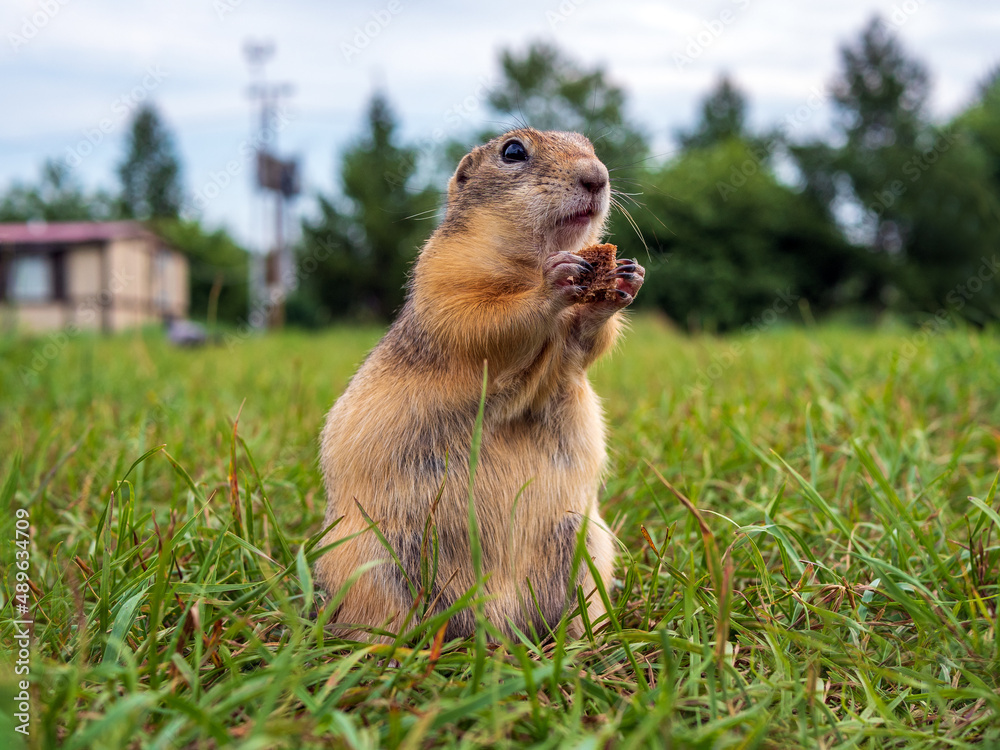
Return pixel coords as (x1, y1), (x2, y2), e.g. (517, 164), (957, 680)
(544, 251), (593, 305)
(580, 258), (645, 313)
(613, 258), (645, 301)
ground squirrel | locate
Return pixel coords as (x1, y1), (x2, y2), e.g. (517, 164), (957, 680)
(316, 127), (645, 641)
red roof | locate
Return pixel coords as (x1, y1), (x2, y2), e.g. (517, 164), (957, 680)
(0, 221), (157, 245)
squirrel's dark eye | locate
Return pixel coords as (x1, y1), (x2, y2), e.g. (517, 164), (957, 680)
(501, 140), (528, 162)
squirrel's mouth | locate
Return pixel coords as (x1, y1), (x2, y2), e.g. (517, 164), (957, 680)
(558, 208), (597, 227)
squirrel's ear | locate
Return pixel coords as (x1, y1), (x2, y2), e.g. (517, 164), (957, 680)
(449, 152), (477, 195)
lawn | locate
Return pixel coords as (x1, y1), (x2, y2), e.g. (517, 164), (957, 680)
(1, 316), (998, 748)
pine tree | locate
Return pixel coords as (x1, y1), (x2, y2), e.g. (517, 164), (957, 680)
(294, 93), (436, 323)
(677, 75), (749, 150)
(117, 104), (183, 220)
(832, 17), (929, 150)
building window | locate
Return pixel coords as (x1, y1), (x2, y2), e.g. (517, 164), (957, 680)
(9, 255), (53, 302)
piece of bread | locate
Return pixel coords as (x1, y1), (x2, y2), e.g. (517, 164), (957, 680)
(577, 243), (618, 302)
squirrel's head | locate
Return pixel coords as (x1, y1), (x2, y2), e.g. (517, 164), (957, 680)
(444, 128), (610, 255)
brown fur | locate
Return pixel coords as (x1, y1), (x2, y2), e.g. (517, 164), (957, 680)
(315, 128), (644, 641)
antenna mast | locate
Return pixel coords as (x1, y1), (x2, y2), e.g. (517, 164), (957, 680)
(243, 39), (299, 329)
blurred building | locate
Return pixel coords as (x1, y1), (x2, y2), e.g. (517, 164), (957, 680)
(0, 221), (188, 333)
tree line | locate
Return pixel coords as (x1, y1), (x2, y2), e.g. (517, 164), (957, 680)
(3, 15), (998, 330)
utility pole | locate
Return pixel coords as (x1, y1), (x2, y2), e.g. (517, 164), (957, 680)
(243, 39), (300, 329)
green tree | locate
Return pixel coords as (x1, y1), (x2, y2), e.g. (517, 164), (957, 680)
(631, 139), (861, 330)
(0, 160), (115, 221)
(795, 16), (931, 251)
(795, 16), (1000, 320)
(117, 104), (183, 220)
(832, 16), (929, 150)
(677, 75), (749, 150)
(824, 15), (932, 262)
(886, 136), (1000, 320)
(957, 68), (1000, 191)
(292, 93), (437, 323)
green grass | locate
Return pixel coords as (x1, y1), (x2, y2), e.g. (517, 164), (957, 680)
(1, 316), (999, 748)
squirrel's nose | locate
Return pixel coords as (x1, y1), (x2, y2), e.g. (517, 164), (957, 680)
(577, 161), (609, 195)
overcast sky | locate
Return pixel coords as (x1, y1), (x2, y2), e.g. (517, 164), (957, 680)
(2, 0), (998, 250)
